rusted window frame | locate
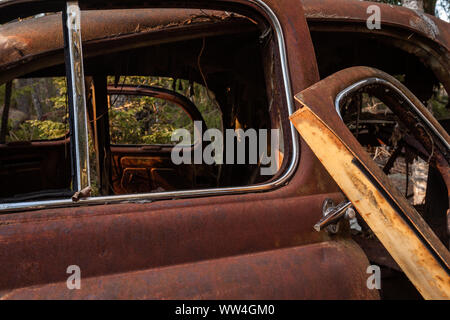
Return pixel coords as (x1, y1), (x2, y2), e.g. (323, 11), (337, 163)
(335, 77), (450, 150)
(63, 1), (90, 192)
(0, 0), (299, 212)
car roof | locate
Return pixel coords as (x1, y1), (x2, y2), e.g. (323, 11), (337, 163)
(302, 0), (449, 51)
(0, 0), (448, 75)
(0, 9), (256, 77)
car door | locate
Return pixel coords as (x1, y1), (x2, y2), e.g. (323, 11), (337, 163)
(0, 0), (377, 300)
(0, 78), (72, 202)
(290, 66), (450, 299)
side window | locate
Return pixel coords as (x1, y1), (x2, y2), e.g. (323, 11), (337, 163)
(109, 93), (192, 145)
(0, 5), (294, 211)
(0, 77), (72, 201)
(106, 77), (221, 146)
(81, 6), (288, 196)
(338, 82), (449, 245)
(96, 77), (223, 195)
(341, 92), (425, 203)
(87, 7), (288, 197)
(2, 77), (68, 142)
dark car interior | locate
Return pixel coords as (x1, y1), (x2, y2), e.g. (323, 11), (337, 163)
(0, 9), (288, 201)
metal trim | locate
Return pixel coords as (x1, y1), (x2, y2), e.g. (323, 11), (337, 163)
(0, 0), (299, 213)
(335, 77), (450, 151)
(65, 1), (90, 190)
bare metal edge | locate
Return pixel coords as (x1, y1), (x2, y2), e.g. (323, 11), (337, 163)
(335, 77), (450, 151)
(0, 0), (299, 213)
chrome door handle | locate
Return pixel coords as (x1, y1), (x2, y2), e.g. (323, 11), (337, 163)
(315, 199), (362, 234)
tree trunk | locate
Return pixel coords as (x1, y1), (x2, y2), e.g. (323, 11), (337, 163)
(14, 79), (31, 116)
(26, 79), (43, 120)
(423, 0), (437, 15)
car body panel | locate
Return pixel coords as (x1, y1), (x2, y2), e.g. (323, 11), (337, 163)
(302, 0), (450, 50)
(0, 0), (448, 299)
(1, 240), (377, 299)
(290, 66), (450, 299)
(0, 0), (376, 300)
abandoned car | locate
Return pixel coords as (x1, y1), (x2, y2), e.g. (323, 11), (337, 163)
(0, 0), (449, 299)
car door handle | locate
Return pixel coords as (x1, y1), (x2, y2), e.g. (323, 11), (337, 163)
(315, 199), (361, 234)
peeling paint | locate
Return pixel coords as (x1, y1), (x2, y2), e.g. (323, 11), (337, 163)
(410, 9), (440, 40)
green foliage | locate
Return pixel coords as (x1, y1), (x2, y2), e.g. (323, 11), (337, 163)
(142, 124), (178, 144)
(108, 76), (222, 145)
(429, 85), (450, 119)
(108, 98), (187, 145)
(190, 82), (223, 131)
(3, 75), (221, 147)
(0, 83), (5, 107)
(49, 77), (68, 111)
(7, 119), (67, 141)
(109, 104), (150, 144)
(3, 77), (68, 141)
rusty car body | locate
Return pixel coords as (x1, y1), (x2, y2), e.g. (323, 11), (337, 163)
(0, 0), (448, 299)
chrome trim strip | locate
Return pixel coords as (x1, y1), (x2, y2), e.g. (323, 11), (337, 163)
(66, 1), (90, 190)
(0, 0), (299, 212)
(335, 77), (450, 151)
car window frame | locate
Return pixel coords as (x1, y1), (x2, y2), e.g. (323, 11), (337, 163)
(0, 0), (299, 213)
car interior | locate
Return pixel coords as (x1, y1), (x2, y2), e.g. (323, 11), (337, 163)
(0, 8), (288, 202)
